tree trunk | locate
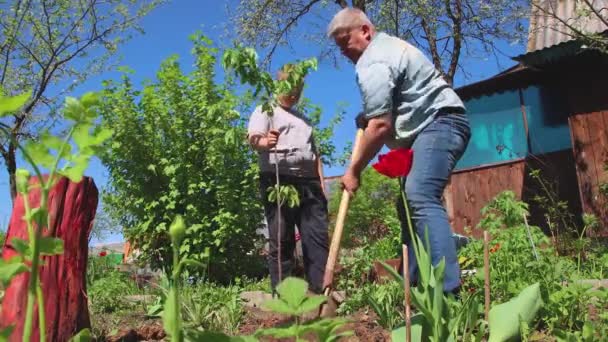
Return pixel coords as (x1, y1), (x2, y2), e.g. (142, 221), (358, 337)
(7, 140), (17, 202)
(0, 176), (98, 342)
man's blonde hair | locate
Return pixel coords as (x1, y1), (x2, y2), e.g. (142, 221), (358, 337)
(327, 7), (375, 38)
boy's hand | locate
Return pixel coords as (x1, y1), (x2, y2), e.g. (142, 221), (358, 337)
(267, 129), (280, 149)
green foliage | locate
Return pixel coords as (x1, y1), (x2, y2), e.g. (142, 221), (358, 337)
(261, 277), (327, 316)
(460, 190), (608, 339)
(268, 184), (300, 208)
(88, 271), (138, 314)
(328, 167), (401, 248)
(255, 277), (352, 342)
(222, 46), (317, 115)
(0, 92), (110, 341)
(367, 280), (404, 329)
(336, 236), (399, 314)
(528, 169), (582, 254)
(98, 33), (264, 280)
(179, 283), (245, 335)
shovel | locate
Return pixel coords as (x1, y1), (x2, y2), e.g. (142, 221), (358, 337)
(318, 128), (365, 317)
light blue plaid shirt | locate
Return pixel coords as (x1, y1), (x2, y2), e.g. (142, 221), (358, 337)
(355, 32), (465, 147)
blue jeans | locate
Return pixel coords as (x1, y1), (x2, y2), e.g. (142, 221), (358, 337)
(400, 112), (470, 292)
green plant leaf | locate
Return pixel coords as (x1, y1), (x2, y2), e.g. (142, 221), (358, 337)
(179, 258), (206, 270)
(261, 299), (295, 315)
(69, 328), (92, 342)
(255, 325), (299, 339)
(0, 258), (28, 286)
(80, 92), (100, 109)
(390, 314), (426, 342)
(488, 283), (543, 342)
(184, 329), (257, 341)
(162, 288), (177, 336)
(10, 237), (30, 258)
(276, 277), (307, 308)
(0, 325), (14, 342)
(297, 295), (327, 314)
(64, 97), (86, 122)
(300, 318), (352, 342)
(0, 91), (31, 117)
(24, 141), (55, 170)
(38, 237), (64, 256)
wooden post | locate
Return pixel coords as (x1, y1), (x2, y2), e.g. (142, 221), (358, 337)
(0, 176), (98, 342)
(484, 230), (490, 321)
(403, 244), (411, 342)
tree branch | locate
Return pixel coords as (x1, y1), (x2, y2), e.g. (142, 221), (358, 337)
(420, 18), (445, 79)
(262, 0), (324, 65)
(1, 0), (31, 85)
(446, 0), (463, 84)
(581, 0), (608, 28)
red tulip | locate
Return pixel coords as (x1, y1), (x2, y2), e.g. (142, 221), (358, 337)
(99, 251), (107, 257)
(372, 148), (414, 178)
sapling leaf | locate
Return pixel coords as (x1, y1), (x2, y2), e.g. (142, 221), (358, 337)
(0, 325), (15, 342)
(11, 238), (30, 258)
(24, 141), (54, 170)
(72, 124), (93, 149)
(0, 257), (28, 286)
(255, 325), (299, 339)
(261, 299), (295, 315)
(69, 328), (93, 342)
(38, 237), (64, 256)
(276, 277), (307, 308)
(64, 97), (86, 122)
(297, 295), (327, 314)
(0, 92), (31, 117)
(80, 92), (100, 109)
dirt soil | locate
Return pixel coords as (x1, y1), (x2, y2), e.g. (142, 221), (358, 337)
(238, 307), (390, 341)
(96, 305), (390, 341)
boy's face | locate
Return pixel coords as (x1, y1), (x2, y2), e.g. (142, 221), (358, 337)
(276, 70), (303, 108)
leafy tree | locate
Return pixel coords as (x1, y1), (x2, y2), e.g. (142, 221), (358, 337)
(0, 0), (164, 202)
(97, 33), (265, 281)
(89, 205), (121, 244)
(328, 167), (401, 248)
(231, 0), (529, 84)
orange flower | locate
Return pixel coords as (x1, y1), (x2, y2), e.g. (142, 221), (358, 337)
(490, 243), (501, 253)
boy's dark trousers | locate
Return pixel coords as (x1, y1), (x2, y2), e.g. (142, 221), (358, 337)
(259, 173), (329, 294)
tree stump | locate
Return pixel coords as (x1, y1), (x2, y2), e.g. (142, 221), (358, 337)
(0, 176), (98, 342)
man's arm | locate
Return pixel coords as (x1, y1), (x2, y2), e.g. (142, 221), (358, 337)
(342, 113), (393, 194)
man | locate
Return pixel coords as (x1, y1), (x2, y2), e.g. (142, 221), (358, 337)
(247, 65), (329, 294)
(328, 8), (471, 293)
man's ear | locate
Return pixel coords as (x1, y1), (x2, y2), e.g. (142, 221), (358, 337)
(361, 24), (373, 41)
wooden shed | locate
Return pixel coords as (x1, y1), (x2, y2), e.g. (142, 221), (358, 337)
(445, 43), (608, 237)
(444, 0), (608, 237)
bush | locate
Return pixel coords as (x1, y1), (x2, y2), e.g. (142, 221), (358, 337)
(88, 270), (139, 314)
(328, 168), (401, 248)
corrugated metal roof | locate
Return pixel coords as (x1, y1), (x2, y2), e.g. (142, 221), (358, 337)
(515, 39), (587, 65)
(527, 0), (608, 52)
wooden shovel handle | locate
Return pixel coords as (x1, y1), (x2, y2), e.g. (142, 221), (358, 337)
(322, 129), (364, 293)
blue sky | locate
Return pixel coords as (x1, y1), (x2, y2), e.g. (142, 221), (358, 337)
(0, 0), (526, 244)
